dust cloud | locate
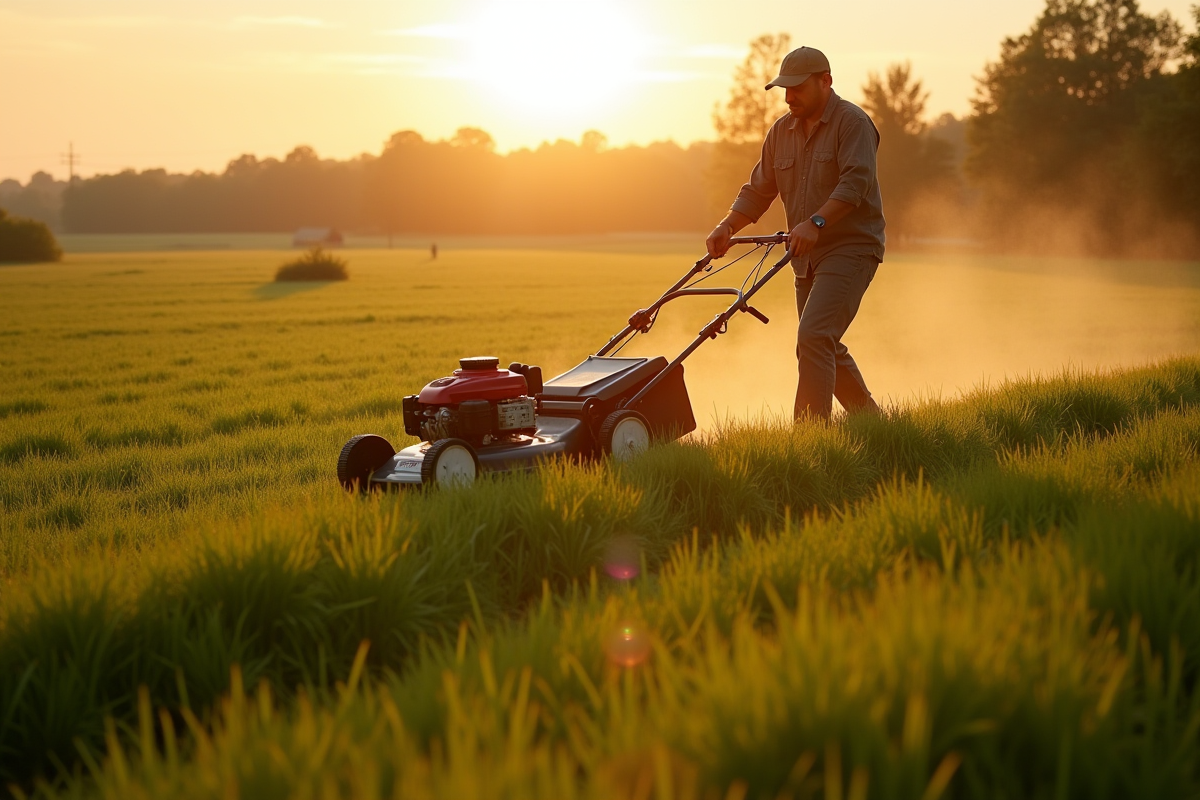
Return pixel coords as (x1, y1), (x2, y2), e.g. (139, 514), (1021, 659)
(616, 251), (1200, 430)
(904, 178), (1200, 262)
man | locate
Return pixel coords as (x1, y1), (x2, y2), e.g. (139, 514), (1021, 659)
(706, 46), (885, 420)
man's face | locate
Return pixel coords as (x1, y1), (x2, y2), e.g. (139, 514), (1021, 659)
(785, 73), (826, 119)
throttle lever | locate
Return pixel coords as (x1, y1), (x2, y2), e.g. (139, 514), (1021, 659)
(741, 304), (770, 324)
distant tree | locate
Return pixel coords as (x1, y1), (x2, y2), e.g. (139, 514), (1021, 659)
(386, 130), (426, 149)
(365, 131), (427, 245)
(861, 63), (956, 238)
(285, 145), (319, 164)
(450, 127), (496, 151)
(713, 33), (792, 145)
(447, 127), (501, 229)
(0, 172), (66, 231)
(225, 154), (260, 176)
(707, 33), (791, 229)
(0, 208), (62, 263)
(580, 130), (609, 153)
(967, 0), (1182, 251)
(863, 62), (929, 137)
(1133, 6), (1200, 225)
(927, 113), (967, 169)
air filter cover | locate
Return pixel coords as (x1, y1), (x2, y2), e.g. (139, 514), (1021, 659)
(459, 356), (500, 371)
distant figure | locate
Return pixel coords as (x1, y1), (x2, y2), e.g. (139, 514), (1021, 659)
(430, 242), (438, 260)
(706, 46), (886, 420)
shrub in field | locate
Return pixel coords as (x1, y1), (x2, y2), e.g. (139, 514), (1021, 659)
(0, 207), (62, 263)
(274, 247), (348, 282)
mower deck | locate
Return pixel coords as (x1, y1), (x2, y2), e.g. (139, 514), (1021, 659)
(369, 416), (590, 486)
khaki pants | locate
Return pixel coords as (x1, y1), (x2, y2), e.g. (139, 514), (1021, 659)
(794, 252), (880, 419)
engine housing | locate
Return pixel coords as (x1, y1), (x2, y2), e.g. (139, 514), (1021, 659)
(402, 357), (540, 443)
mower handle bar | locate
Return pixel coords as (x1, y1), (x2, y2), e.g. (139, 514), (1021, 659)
(616, 244), (793, 410)
(592, 236), (795, 412)
(595, 233), (791, 359)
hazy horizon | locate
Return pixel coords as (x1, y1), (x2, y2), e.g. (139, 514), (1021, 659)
(3, 0), (1195, 184)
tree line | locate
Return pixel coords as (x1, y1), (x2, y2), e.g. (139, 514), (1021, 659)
(3, 0), (1197, 256)
(53, 134), (712, 238)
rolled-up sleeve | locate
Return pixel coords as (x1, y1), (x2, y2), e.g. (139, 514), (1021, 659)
(829, 116), (879, 208)
(729, 134), (777, 222)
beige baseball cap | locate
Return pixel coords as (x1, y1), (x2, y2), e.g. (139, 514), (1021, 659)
(765, 46), (831, 90)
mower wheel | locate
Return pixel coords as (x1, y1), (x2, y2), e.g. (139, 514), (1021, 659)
(421, 438), (479, 488)
(599, 409), (651, 462)
(338, 434), (396, 491)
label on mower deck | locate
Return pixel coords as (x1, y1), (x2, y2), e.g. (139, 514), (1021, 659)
(378, 458), (424, 483)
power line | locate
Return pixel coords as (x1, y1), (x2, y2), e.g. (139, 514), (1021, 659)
(60, 142), (81, 182)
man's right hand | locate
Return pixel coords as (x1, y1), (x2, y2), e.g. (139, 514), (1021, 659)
(706, 221), (734, 258)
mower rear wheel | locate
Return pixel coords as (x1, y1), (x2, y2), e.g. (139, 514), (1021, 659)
(599, 409), (651, 462)
(338, 434), (396, 491)
(421, 438), (479, 488)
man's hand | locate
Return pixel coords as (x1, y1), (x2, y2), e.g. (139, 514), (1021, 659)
(706, 221), (734, 258)
(787, 219), (820, 258)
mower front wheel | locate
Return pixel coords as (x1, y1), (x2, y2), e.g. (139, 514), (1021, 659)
(421, 438), (479, 488)
(599, 409), (651, 462)
(338, 434), (396, 491)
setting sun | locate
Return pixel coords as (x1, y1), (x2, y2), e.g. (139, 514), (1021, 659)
(464, 0), (650, 116)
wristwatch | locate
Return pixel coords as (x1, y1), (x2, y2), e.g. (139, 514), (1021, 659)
(810, 215), (826, 229)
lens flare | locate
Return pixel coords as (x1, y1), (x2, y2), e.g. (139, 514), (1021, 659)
(605, 621), (652, 667)
(603, 535), (641, 581)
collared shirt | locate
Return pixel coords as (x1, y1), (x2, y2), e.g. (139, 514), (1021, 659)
(731, 89), (886, 272)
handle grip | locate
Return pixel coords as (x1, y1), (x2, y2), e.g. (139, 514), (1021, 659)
(742, 305), (770, 324)
(728, 232), (789, 245)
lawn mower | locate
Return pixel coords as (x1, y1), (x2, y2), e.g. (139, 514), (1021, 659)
(337, 234), (793, 489)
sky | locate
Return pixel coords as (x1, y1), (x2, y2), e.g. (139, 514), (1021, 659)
(2, 0), (1196, 182)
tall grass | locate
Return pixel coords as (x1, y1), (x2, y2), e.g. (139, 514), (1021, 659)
(28, 475), (1200, 799)
(3, 361), (1200, 796)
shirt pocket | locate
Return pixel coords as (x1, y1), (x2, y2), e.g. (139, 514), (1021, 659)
(812, 150), (838, 197)
(773, 156), (796, 196)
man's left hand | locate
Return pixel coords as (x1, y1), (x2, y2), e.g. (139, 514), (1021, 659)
(787, 220), (820, 258)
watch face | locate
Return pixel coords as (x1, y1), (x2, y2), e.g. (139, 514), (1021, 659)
(811, 215), (826, 228)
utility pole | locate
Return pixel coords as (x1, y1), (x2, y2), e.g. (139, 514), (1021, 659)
(61, 142), (81, 182)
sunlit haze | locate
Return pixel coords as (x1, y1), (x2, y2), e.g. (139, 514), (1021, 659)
(1, 0), (1195, 180)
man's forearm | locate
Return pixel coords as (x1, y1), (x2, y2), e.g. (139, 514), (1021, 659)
(811, 199), (859, 230)
(717, 209), (755, 236)
(812, 198), (856, 228)
(786, 198), (859, 258)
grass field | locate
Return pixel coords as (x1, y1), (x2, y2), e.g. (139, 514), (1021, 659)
(2, 244), (1200, 798)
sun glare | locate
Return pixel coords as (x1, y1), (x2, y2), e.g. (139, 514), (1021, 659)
(466, 1), (648, 116)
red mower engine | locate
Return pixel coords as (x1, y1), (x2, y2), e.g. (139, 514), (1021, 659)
(402, 356), (544, 444)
